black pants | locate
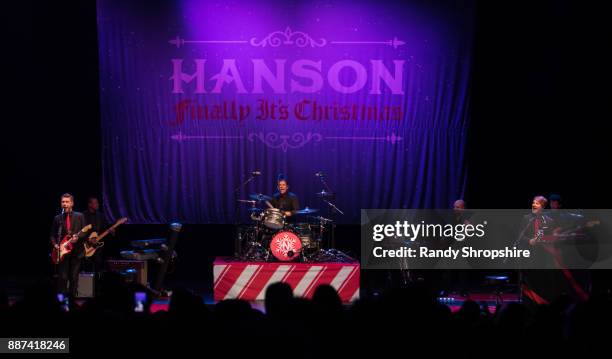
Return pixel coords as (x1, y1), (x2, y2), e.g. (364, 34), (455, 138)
(82, 248), (105, 275)
(57, 253), (82, 297)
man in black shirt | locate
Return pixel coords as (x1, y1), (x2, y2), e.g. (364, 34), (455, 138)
(83, 197), (110, 234)
(50, 193), (86, 297)
(519, 195), (554, 246)
(82, 196), (112, 276)
(270, 179), (300, 219)
(518, 195), (569, 306)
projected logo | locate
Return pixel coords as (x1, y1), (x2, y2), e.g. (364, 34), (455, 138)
(168, 27), (406, 151)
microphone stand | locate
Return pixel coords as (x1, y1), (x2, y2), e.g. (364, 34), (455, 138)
(318, 174), (333, 194)
(510, 215), (536, 303)
(233, 173), (259, 257)
(322, 199), (344, 216)
(316, 173), (343, 250)
(55, 209), (64, 286)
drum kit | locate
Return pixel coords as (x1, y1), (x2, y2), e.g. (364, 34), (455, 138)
(236, 192), (336, 262)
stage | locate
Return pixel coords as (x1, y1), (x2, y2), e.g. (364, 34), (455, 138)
(4, 0), (612, 354)
(213, 257), (360, 303)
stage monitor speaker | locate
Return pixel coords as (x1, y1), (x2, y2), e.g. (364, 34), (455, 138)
(77, 272), (95, 298)
(106, 259), (148, 286)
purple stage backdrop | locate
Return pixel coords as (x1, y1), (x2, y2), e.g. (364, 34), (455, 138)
(97, 0), (473, 224)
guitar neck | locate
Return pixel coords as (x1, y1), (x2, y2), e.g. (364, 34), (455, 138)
(95, 222), (123, 241)
(68, 228), (86, 238)
(64, 225), (91, 243)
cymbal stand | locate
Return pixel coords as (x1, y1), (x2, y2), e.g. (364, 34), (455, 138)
(233, 173), (259, 257)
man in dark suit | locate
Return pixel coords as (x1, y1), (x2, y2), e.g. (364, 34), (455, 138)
(519, 195), (554, 246)
(50, 193), (86, 297)
(518, 195), (564, 306)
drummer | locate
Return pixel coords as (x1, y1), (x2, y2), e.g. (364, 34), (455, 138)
(270, 178), (300, 220)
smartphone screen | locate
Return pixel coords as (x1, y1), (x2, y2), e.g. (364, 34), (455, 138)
(57, 293), (69, 312)
(134, 291), (147, 312)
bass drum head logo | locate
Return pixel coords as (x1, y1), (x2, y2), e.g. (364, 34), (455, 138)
(270, 231), (302, 261)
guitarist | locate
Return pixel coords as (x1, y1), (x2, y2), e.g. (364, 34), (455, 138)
(517, 195), (558, 306)
(519, 195), (589, 306)
(82, 196), (112, 276)
(83, 196), (115, 275)
(50, 193), (86, 297)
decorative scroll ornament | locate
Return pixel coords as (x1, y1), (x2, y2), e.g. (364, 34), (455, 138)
(250, 27), (327, 48)
(248, 132), (323, 152)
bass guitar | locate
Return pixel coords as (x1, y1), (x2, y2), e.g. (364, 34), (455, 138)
(83, 217), (128, 257)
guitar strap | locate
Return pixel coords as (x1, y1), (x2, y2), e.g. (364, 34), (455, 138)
(544, 246), (589, 301)
(521, 283), (549, 305)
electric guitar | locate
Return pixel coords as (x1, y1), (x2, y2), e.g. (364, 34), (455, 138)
(83, 217), (128, 257)
(536, 220), (600, 243)
(51, 224), (92, 264)
(533, 220), (599, 302)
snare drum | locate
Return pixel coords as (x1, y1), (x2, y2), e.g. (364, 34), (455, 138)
(263, 208), (285, 230)
(270, 231), (302, 261)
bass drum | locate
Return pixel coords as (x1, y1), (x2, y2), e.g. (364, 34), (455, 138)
(291, 223), (314, 249)
(270, 231), (302, 261)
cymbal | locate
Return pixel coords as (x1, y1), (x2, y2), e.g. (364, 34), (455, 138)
(249, 193), (273, 201)
(294, 207), (319, 215)
(247, 207), (264, 212)
(315, 190), (335, 198)
(311, 215), (333, 223)
(236, 199), (257, 205)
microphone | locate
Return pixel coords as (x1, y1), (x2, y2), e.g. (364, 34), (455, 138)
(252, 171), (261, 176)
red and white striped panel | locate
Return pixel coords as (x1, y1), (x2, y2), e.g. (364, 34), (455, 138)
(213, 257), (360, 303)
